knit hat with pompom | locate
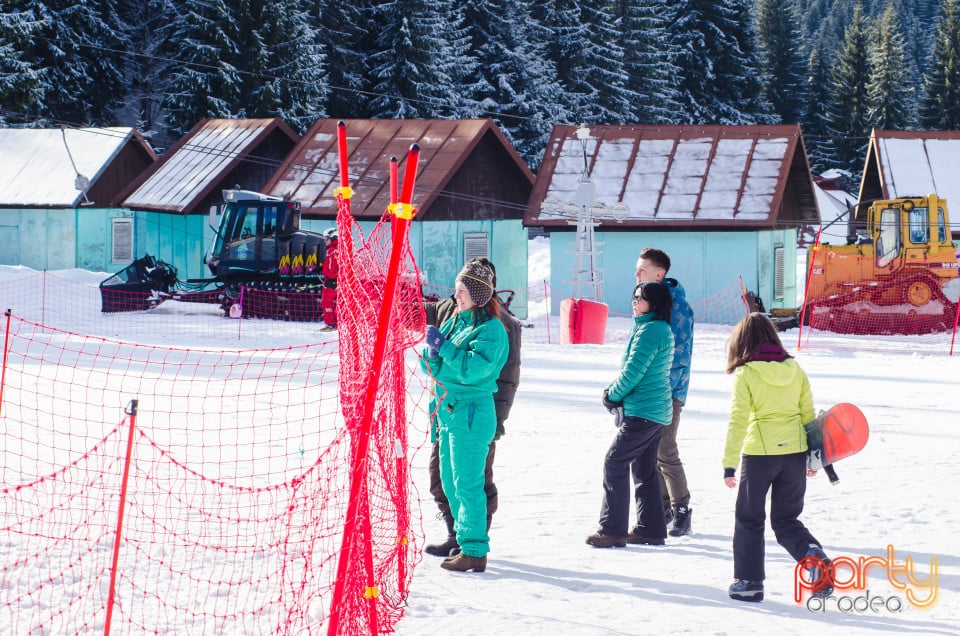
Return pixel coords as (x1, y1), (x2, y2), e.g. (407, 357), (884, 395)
(456, 260), (495, 307)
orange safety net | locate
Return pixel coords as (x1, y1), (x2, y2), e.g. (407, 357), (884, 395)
(798, 250), (960, 354)
(0, 200), (431, 635)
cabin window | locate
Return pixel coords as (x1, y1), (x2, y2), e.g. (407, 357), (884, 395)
(111, 218), (133, 263)
(908, 207), (929, 244)
(463, 232), (489, 262)
(876, 208), (900, 266)
(938, 207), (947, 243)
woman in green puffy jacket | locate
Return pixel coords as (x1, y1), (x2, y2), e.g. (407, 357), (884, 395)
(420, 260), (508, 573)
(722, 313), (832, 603)
(587, 281), (674, 549)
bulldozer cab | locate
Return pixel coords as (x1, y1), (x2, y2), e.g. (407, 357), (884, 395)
(206, 190), (301, 278)
(865, 196), (952, 270)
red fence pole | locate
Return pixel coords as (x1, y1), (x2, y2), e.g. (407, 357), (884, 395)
(104, 399), (139, 636)
(797, 227), (823, 350)
(0, 309), (11, 418)
(328, 142), (420, 636)
(543, 281), (551, 344)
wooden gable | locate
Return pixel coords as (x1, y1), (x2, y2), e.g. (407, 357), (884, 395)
(116, 118), (299, 214)
(262, 118), (534, 220)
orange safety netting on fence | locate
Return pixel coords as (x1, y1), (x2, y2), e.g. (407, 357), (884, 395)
(0, 211), (432, 634)
(797, 249), (960, 355)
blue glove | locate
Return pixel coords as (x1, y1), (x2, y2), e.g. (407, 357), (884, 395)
(425, 325), (445, 358)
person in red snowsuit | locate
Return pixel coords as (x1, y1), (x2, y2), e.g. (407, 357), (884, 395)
(320, 228), (338, 328)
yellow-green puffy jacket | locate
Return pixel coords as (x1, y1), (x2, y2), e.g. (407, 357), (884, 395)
(723, 358), (816, 469)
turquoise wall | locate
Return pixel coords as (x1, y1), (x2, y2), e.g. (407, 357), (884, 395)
(302, 217), (529, 318)
(549, 229), (798, 324)
(4, 208), (529, 318)
(408, 218), (529, 319)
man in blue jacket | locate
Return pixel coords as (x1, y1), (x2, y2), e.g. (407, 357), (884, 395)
(634, 247), (695, 536)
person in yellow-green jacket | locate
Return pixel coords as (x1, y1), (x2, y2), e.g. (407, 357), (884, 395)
(420, 260), (508, 573)
(722, 313), (833, 603)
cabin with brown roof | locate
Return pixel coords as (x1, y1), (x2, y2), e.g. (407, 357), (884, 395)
(262, 118), (535, 314)
(858, 128), (960, 242)
(0, 127), (156, 272)
(115, 118), (300, 279)
(525, 124), (820, 321)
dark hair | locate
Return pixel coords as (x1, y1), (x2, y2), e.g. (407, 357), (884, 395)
(726, 312), (791, 374)
(639, 247), (671, 273)
(636, 281), (672, 322)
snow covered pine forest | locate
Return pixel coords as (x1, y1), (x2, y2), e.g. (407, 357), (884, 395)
(4, 0), (960, 176)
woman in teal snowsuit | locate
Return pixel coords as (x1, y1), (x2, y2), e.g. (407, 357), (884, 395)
(421, 260), (507, 573)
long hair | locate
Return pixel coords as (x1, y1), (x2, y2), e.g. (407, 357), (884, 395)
(637, 281), (672, 322)
(725, 312), (791, 374)
(467, 294), (501, 324)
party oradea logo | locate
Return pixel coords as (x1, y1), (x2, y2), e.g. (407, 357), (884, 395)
(794, 545), (938, 613)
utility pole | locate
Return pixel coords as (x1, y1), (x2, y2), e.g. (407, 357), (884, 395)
(539, 125), (628, 302)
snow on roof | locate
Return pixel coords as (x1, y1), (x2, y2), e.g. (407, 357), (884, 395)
(0, 127), (136, 207)
(813, 181), (856, 244)
(870, 130), (960, 206)
(122, 119), (292, 213)
(526, 124), (817, 229)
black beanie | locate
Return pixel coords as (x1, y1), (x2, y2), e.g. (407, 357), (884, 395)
(456, 260), (495, 306)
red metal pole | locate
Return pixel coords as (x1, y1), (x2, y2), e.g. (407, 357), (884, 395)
(0, 309), (11, 418)
(328, 143), (420, 636)
(104, 399), (139, 636)
(543, 281), (551, 345)
(390, 157), (399, 205)
(948, 297), (959, 356)
(797, 227), (824, 350)
(336, 122), (353, 217)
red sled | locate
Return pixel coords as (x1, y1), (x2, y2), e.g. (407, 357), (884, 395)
(804, 402), (869, 484)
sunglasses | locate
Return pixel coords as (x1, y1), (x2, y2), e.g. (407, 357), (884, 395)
(632, 294), (645, 302)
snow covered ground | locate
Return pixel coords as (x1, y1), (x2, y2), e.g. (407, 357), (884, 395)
(396, 237), (959, 635)
(1, 236), (957, 635)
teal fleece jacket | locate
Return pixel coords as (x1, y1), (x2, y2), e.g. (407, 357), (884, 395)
(606, 313), (674, 425)
(420, 308), (508, 406)
(723, 358), (816, 470)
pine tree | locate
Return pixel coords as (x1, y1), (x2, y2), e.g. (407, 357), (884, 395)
(920, 0), (960, 128)
(802, 44), (837, 173)
(826, 4), (873, 175)
(614, 0), (681, 123)
(241, 0), (328, 133)
(20, 0), (127, 126)
(311, 0), (370, 119)
(533, 0), (632, 125)
(866, 3), (915, 129)
(162, 0), (241, 138)
(756, 0), (807, 123)
(669, 0), (775, 125)
(0, 3), (43, 125)
(365, 0), (474, 119)
(461, 0), (571, 168)
(116, 0), (179, 143)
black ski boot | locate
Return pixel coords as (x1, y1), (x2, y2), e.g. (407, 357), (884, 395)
(669, 505), (692, 537)
(425, 513), (459, 557)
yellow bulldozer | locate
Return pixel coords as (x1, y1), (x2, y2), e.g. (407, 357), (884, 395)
(802, 193), (959, 334)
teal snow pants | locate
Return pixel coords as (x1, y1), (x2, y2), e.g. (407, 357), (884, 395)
(437, 393), (497, 558)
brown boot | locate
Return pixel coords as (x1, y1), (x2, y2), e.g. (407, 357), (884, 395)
(586, 532), (627, 548)
(440, 553), (487, 572)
